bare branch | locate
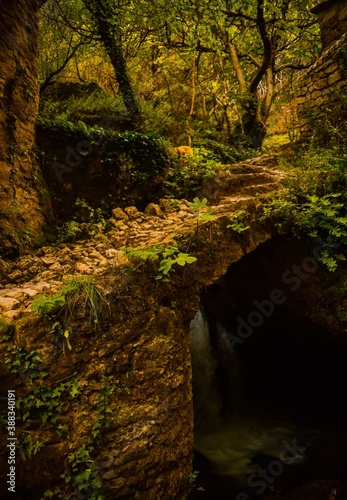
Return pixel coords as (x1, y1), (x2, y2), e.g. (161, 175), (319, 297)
(40, 40), (87, 93)
(277, 61), (315, 72)
(223, 9), (256, 23)
(247, 54), (262, 68)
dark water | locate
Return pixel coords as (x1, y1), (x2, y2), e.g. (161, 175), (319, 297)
(188, 307), (347, 499)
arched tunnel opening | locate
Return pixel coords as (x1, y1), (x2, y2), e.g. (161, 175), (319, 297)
(188, 237), (347, 500)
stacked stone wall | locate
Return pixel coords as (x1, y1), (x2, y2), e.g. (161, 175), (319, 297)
(296, 32), (347, 137)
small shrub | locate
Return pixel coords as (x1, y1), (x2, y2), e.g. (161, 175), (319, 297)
(261, 145), (347, 270)
(164, 147), (222, 199)
(56, 221), (82, 244)
(31, 276), (107, 328)
(227, 210), (250, 233)
(103, 131), (170, 184)
(155, 246), (197, 281)
(123, 245), (197, 281)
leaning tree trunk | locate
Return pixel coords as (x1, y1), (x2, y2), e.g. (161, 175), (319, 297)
(0, 0), (49, 258)
(82, 0), (145, 131)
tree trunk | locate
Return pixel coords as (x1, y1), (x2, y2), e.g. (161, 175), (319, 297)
(241, 93), (266, 149)
(82, 0), (145, 131)
(0, 0), (49, 258)
(226, 34), (266, 148)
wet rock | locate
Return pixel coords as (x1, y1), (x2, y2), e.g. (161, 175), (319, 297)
(49, 262), (62, 271)
(114, 220), (128, 231)
(21, 288), (42, 297)
(105, 248), (118, 259)
(294, 480), (346, 500)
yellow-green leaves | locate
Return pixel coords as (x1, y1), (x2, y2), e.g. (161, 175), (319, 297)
(156, 246), (197, 281)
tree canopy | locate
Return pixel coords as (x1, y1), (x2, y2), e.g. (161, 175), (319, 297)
(38, 0), (319, 146)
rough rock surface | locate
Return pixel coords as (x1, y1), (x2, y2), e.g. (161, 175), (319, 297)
(0, 156), (285, 499)
(0, 0), (49, 258)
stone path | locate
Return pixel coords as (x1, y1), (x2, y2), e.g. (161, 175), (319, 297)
(0, 154), (287, 322)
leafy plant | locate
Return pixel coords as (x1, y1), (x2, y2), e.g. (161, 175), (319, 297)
(56, 199), (109, 244)
(156, 246), (197, 281)
(16, 374), (80, 426)
(0, 315), (13, 342)
(17, 433), (44, 460)
(123, 243), (197, 281)
(5, 345), (48, 381)
(56, 221), (82, 244)
(50, 321), (73, 354)
(186, 197), (215, 246)
(227, 210), (250, 233)
(261, 193), (347, 271)
(188, 470), (205, 492)
(189, 197), (214, 222)
(31, 292), (67, 318)
(60, 444), (103, 500)
(75, 198), (106, 225)
(43, 375), (128, 500)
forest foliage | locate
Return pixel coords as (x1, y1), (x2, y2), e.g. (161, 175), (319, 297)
(39, 0), (319, 147)
(37, 0), (347, 269)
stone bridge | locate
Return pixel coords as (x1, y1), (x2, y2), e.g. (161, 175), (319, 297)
(0, 154), (286, 499)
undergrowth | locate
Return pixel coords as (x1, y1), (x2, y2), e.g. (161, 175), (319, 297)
(123, 244), (197, 281)
(261, 145), (347, 271)
(163, 147), (227, 199)
(31, 276), (108, 333)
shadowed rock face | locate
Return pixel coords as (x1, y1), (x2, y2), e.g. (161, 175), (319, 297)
(0, 0), (48, 258)
(0, 158), (283, 499)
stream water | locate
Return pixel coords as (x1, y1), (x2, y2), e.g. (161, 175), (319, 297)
(188, 307), (345, 499)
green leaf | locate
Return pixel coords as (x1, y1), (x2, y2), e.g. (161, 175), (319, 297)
(185, 256), (197, 264)
(70, 384), (81, 397)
